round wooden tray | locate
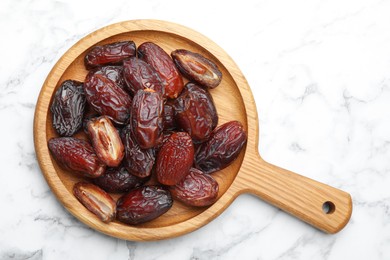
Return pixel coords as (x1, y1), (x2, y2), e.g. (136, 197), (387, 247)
(34, 20), (352, 241)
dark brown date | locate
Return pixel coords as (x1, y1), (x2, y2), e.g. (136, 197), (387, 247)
(170, 168), (219, 207)
(87, 66), (126, 90)
(84, 41), (136, 69)
(48, 137), (106, 178)
(84, 74), (132, 125)
(93, 166), (147, 193)
(51, 80), (86, 136)
(121, 124), (155, 178)
(174, 83), (218, 142)
(73, 182), (116, 223)
(195, 121), (247, 174)
(163, 101), (176, 131)
(131, 89), (163, 149)
(156, 132), (194, 185)
(122, 57), (165, 96)
(116, 186), (173, 225)
(171, 49), (222, 89)
(138, 42), (183, 99)
(87, 116), (124, 167)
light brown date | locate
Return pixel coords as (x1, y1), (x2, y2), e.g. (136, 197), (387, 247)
(73, 182), (116, 223)
(86, 116), (124, 167)
(171, 49), (222, 88)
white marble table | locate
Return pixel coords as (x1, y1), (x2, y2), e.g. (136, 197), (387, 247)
(1, 0), (390, 259)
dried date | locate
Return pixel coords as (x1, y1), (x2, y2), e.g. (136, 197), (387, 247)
(170, 168), (219, 207)
(163, 101), (176, 131)
(130, 89), (163, 149)
(84, 74), (132, 125)
(121, 124), (155, 178)
(195, 121), (247, 174)
(87, 66), (126, 90)
(47, 39), (251, 225)
(123, 57), (165, 96)
(156, 132), (194, 185)
(82, 113), (99, 135)
(73, 182), (116, 223)
(84, 41), (136, 69)
(171, 49), (222, 88)
(174, 83), (218, 142)
(93, 166), (147, 193)
(155, 131), (174, 152)
(116, 186), (173, 225)
(186, 83), (218, 129)
(51, 80), (86, 136)
(48, 137), (106, 178)
(86, 116), (124, 167)
(138, 42), (183, 99)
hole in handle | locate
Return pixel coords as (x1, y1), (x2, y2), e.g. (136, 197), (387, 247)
(322, 201), (335, 214)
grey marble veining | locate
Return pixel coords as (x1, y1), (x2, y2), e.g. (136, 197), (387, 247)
(1, 0), (390, 259)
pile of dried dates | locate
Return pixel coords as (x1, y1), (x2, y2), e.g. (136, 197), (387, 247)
(48, 40), (247, 225)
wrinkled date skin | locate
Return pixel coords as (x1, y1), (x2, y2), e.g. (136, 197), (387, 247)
(170, 168), (219, 207)
(87, 116), (124, 167)
(163, 101), (176, 131)
(84, 74), (132, 125)
(171, 49), (222, 89)
(73, 182), (116, 223)
(155, 131), (174, 152)
(51, 80), (86, 136)
(48, 137), (106, 178)
(138, 42), (183, 99)
(174, 83), (218, 142)
(121, 124), (155, 178)
(116, 186), (173, 225)
(93, 166), (148, 193)
(186, 83), (218, 129)
(156, 132), (194, 185)
(84, 41), (136, 69)
(87, 66), (126, 90)
(195, 121), (247, 174)
(123, 57), (165, 96)
(131, 89), (163, 149)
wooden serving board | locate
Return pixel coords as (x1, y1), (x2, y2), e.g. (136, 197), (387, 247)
(33, 20), (352, 241)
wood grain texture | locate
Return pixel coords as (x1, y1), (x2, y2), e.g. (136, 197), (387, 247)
(33, 20), (352, 241)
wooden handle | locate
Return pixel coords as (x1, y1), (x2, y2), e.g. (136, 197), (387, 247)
(237, 153), (352, 233)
